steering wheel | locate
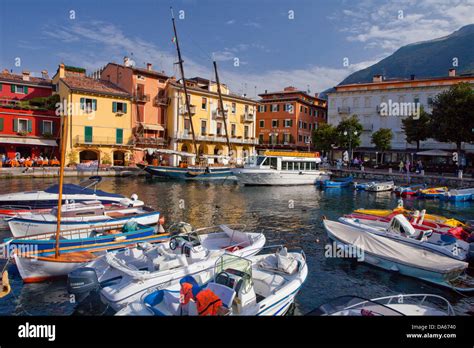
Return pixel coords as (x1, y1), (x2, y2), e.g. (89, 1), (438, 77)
(215, 271), (231, 287)
(169, 236), (180, 250)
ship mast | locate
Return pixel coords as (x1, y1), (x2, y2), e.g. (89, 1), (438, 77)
(170, 7), (199, 160)
(213, 61), (232, 159)
(54, 106), (68, 257)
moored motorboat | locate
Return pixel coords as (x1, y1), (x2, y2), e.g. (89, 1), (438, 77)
(7, 199), (160, 238)
(366, 181), (394, 192)
(419, 187), (448, 199)
(231, 151), (329, 186)
(443, 188), (474, 202)
(323, 219), (474, 292)
(115, 248), (307, 316)
(393, 184), (426, 196)
(309, 294), (455, 316)
(322, 176), (353, 188)
(67, 224), (266, 311)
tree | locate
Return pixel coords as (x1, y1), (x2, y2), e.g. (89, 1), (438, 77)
(336, 115), (363, 149)
(312, 123), (337, 156)
(401, 107), (431, 151)
(371, 128), (393, 163)
(430, 82), (474, 153)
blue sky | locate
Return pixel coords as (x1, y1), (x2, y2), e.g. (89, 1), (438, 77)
(1, 0), (473, 96)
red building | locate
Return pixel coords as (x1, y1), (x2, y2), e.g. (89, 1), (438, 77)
(0, 70), (60, 161)
(256, 86), (327, 152)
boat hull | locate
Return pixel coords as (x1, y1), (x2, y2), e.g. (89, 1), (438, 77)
(232, 168), (330, 186)
(143, 165), (236, 181)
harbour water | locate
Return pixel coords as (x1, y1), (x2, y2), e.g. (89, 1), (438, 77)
(0, 177), (473, 315)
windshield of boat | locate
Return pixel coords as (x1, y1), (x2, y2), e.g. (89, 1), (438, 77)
(214, 254), (252, 291)
(256, 156), (267, 166)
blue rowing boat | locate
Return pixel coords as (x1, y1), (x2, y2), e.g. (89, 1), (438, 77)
(323, 176), (353, 188)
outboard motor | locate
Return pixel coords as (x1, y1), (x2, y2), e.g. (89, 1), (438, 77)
(67, 267), (100, 302)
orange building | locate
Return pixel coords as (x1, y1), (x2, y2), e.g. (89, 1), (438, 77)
(100, 58), (169, 163)
(256, 86), (327, 152)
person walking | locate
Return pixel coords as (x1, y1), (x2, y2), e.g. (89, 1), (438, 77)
(399, 160), (404, 173)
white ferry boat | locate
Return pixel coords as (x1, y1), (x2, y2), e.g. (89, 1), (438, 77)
(231, 151), (330, 186)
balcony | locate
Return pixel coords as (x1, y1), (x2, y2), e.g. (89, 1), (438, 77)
(242, 112), (254, 122)
(133, 136), (166, 147)
(212, 109), (228, 119)
(179, 104), (196, 116)
(337, 106), (351, 114)
(74, 135), (132, 147)
(176, 132), (258, 145)
(133, 93), (150, 103)
(153, 96), (169, 107)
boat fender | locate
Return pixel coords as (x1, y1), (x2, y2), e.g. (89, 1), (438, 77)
(131, 194), (138, 201)
(0, 271), (11, 299)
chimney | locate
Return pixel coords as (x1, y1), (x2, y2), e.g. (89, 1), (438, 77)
(410, 74), (415, 80)
(283, 86), (297, 92)
(372, 74), (383, 83)
(146, 63), (153, 71)
(449, 68), (456, 77)
(314, 93), (319, 98)
(264, 89), (268, 94)
(41, 70), (49, 79)
(59, 63), (65, 78)
(22, 71), (30, 81)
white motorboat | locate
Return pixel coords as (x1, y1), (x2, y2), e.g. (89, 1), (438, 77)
(67, 224), (266, 311)
(338, 214), (472, 261)
(366, 181), (394, 192)
(323, 219), (474, 292)
(0, 176), (126, 209)
(115, 248), (307, 316)
(311, 294), (455, 316)
(232, 150), (330, 186)
(7, 198), (159, 237)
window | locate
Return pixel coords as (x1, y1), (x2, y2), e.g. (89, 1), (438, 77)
(303, 122), (307, 129)
(244, 125), (249, 138)
(310, 162), (316, 170)
(200, 120), (207, 134)
(42, 120), (53, 135)
(13, 119), (32, 133)
(231, 124), (236, 137)
(184, 118), (191, 131)
(285, 103), (294, 113)
(116, 129), (123, 144)
(232, 103), (236, 114)
(258, 105), (265, 113)
(244, 105), (249, 113)
(258, 134), (264, 144)
(269, 157), (277, 169)
(112, 102), (127, 114)
(414, 97), (420, 104)
(259, 120), (264, 128)
(84, 126), (93, 143)
(217, 122), (223, 135)
(298, 120), (302, 128)
(11, 85), (27, 94)
(287, 162), (294, 170)
(0, 118), (3, 131)
(283, 133), (291, 143)
(284, 119), (292, 128)
(272, 119), (279, 128)
(427, 97), (434, 106)
(271, 104), (279, 112)
(201, 97), (207, 110)
(80, 98), (97, 113)
(298, 134), (303, 142)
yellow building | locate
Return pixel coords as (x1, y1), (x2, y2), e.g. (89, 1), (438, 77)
(52, 64), (133, 166)
(166, 77), (257, 166)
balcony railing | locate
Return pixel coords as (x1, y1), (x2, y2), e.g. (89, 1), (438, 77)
(74, 135), (132, 146)
(133, 136), (166, 146)
(133, 93), (150, 103)
(242, 112), (254, 122)
(153, 96), (169, 106)
(212, 109), (228, 119)
(337, 106), (351, 114)
(179, 105), (197, 116)
(177, 132), (258, 145)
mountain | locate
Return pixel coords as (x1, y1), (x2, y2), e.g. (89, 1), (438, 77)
(339, 24), (474, 86)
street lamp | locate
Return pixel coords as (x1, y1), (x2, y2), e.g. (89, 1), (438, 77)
(344, 130), (358, 165)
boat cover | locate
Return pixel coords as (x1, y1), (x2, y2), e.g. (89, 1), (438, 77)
(44, 184), (123, 198)
(324, 220), (467, 274)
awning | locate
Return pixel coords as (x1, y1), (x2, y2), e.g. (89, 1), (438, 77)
(416, 150), (451, 156)
(140, 123), (164, 131)
(148, 149), (196, 157)
(0, 137), (58, 146)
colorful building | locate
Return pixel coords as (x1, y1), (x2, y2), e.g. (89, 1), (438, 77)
(52, 64), (133, 166)
(100, 58), (169, 163)
(0, 69), (60, 160)
(256, 86), (327, 152)
(165, 77), (258, 166)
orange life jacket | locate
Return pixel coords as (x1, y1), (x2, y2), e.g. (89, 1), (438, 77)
(180, 282), (194, 305)
(196, 289), (223, 316)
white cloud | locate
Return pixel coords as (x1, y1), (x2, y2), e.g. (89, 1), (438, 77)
(226, 19), (236, 25)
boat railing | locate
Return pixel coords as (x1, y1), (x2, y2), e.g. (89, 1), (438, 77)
(352, 294), (455, 316)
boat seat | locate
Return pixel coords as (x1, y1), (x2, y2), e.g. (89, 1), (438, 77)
(251, 269), (287, 297)
(206, 282), (236, 309)
(163, 290), (181, 315)
(107, 212), (126, 218)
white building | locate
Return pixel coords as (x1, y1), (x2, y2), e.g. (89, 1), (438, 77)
(327, 69), (474, 162)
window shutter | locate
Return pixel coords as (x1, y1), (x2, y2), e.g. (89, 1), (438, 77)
(0, 118), (3, 131)
(80, 98), (85, 110)
(289, 120), (293, 127)
(116, 129), (123, 144)
(0, 83), (2, 91)
(11, 85), (15, 93)
(92, 99), (97, 111)
(13, 119), (18, 132)
(123, 103), (127, 113)
(24, 86), (28, 94)
(27, 119), (32, 132)
(112, 102), (117, 113)
(39, 120), (43, 134)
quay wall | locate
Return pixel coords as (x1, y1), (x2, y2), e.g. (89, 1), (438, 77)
(0, 167), (145, 179)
